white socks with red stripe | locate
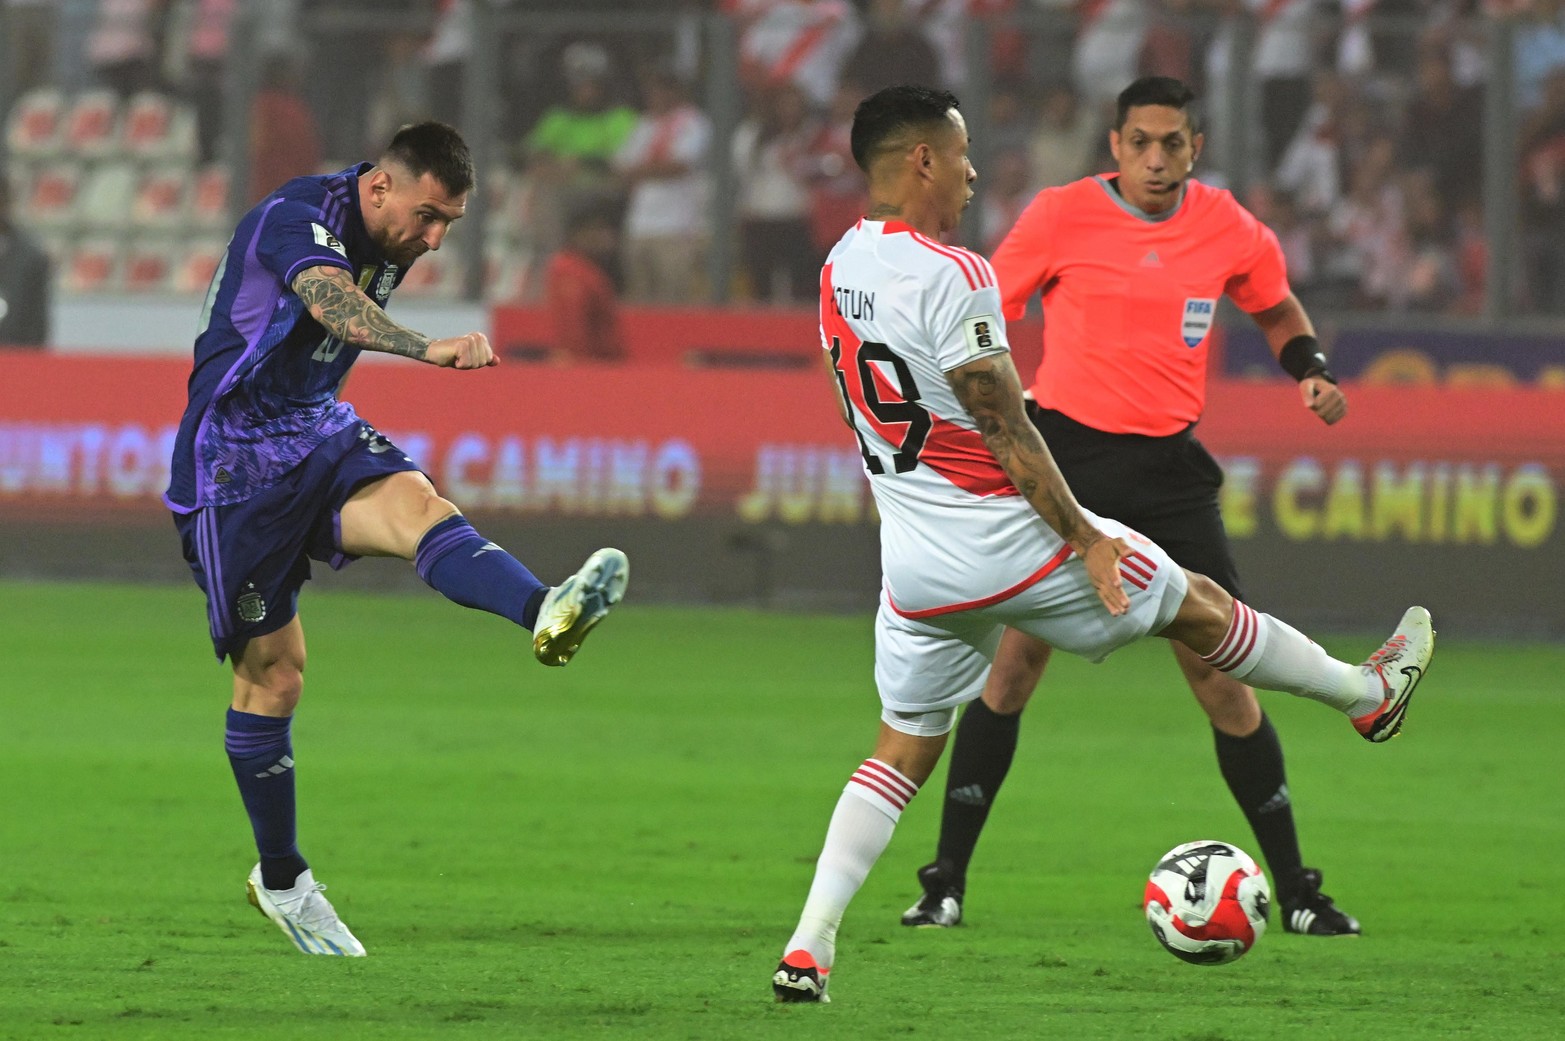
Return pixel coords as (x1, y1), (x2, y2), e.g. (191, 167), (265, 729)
(1201, 601), (1383, 717)
(783, 759), (918, 971)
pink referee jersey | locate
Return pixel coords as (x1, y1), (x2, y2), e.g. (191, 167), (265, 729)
(990, 175), (1291, 436)
(820, 219), (1073, 617)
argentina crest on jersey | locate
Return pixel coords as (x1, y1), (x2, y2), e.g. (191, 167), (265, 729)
(1181, 298), (1216, 348)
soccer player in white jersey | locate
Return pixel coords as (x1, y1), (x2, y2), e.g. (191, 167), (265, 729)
(771, 85), (1435, 1004)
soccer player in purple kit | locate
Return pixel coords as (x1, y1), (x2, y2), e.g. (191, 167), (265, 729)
(164, 122), (628, 956)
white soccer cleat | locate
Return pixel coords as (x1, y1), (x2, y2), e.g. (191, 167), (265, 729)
(532, 548), (629, 667)
(1352, 606), (1435, 743)
(246, 865), (367, 956)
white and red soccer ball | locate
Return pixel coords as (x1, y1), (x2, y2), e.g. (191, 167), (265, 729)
(1144, 840), (1270, 965)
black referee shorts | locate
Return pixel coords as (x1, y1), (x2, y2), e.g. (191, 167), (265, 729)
(1028, 402), (1244, 601)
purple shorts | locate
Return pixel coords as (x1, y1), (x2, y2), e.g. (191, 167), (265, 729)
(173, 420), (421, 661)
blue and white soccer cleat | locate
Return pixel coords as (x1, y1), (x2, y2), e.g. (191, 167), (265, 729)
(532, 548), (629, 667)
(246, 865), (366, 956)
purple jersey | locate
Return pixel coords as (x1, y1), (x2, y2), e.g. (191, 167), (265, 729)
(165, 163), (409, 512)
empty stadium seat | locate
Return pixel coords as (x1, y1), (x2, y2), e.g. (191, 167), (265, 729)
(123, 239), (179, 292)
(121, 91), (197, 161)
(189, 163), (231, 230)
(129, 165), (192, 230)
(170, 238), (228, 295)
(62, 238), (123, 292)
(75, 162), (139, 232)
(21, 162), (83, 230)
(5, 87), (66, 158)
(61, 90), (122, 160)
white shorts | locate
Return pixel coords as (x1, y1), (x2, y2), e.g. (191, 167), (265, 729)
(874, 518), (1189, 736)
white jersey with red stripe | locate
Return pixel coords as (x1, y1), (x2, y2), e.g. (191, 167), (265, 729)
(820, 218), (1070, 617)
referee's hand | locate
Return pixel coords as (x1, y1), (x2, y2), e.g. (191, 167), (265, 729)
(1301, 376), (1346, 425)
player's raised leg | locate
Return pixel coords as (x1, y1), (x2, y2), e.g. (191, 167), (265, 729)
(774, 723), (947, 1004)
(338, 470), (627, 666)
(229, 617), (365, 956)
(1160, 573), (1434, 742)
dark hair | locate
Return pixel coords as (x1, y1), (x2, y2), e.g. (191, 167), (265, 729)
(850, 84), (961, 172)
(1115, 76), (1199, 133)
(381, 121), (475, 195)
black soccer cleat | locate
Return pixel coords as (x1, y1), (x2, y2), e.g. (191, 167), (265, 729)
(1281, 868), (1362, 936)
(900, 861), (964, 927)
(772, 950), (830, 1003)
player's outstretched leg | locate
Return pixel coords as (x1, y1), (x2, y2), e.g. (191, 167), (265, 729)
(533, 547), (629, 667)
(246, 864), (366, 956)
(1350, 606), (1434, 742)
(1171, 578), (1435, 742)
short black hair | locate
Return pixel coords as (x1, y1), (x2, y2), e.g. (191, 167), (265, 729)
(381, 121), (475, 196)
(1115, 76), (1199, 133)
(850, 85), (961, 173)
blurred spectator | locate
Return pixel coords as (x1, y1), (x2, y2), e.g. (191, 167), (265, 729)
(728, 0), (860, 108)
(1519, 67), (1565, 312)
(4, 0), (59, 96)
(1514, 0), (1565, 111)
(423, 0), (471, 128)
(544, 197), (628, 362)
(181, 0), (235, 163)
(1073, 0), (1148, 113)
(732, 83), (819, 304)
(521, 41), (639, 255)
(979, 149), (1031, 255)
(846, 0), (944, 93)
(524, 42), (639, 180)
(247, 53), (323, 207)
(1327, 136), (1406, 308)
(1400, 43), (1483, 211)
(1393, 168), (1460, 312)
(1274, 71), (1350, 217)
(986, 82), (1035, 158)
(614, 64), (713, 302)
(87, 0), (165, 97)
(364, 31), (432, 159)
(0, 174), (52, 348)
(1027, 81), (1100, 189)
(805, 79), (868, 256)
(916, 0), (1026, 88)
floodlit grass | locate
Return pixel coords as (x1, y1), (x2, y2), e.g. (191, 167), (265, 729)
(2, 580), (1561, 1040)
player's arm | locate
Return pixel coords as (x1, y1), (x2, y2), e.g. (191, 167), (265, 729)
(291, 264), (496, 369)
(946, 352), (1131, 616)
(1249, 292), (1346, 425)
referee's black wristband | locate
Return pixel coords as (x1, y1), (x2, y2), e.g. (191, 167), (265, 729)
(1278, 335), (1336, 384)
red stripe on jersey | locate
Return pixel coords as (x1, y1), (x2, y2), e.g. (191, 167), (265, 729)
(1119, 568), (1149, 591)
(912, 232), (987, 289)
(920, 413), (1018, 497)
(889, 544), (1075, 619)
(858, 760), (917, 802)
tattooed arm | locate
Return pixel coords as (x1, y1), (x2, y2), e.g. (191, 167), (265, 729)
(946, 352), (1131, 615)
(291, 265), (495, 368)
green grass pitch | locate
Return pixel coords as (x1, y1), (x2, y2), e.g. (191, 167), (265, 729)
(2, 579), (1561, 1040)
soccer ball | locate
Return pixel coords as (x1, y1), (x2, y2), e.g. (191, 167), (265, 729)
(1143, 840), (1270, 965)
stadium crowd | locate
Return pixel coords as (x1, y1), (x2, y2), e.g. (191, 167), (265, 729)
(2, 0), (1564, 314)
